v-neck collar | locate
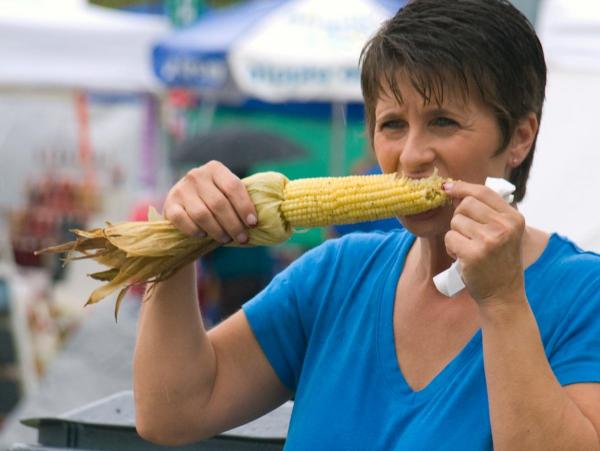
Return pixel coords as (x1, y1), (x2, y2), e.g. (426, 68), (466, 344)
(376, 232), (481, 400)
(375, 232), (560, 400)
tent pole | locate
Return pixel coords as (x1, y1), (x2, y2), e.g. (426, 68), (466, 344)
(74, 91), (95, 184)
(197, 93), (217, 134)
(330, 102), (347, 176)
(141, 94), (158, 191)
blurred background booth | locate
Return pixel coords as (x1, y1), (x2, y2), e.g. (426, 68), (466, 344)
(0, 0), (168, 431)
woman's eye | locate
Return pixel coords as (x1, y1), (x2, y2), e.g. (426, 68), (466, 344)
(380, 120), (405, 130)
(431, 117), (458, 127)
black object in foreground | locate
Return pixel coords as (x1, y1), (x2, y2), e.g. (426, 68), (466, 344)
(10, 391), (291, 450)
(172, 127), (307, 173)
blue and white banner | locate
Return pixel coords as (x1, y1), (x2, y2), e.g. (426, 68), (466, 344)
(152, 0), (405, 102)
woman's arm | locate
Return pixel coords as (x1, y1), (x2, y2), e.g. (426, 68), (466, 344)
(133, 161), (290, 446)
(134, 263), (214, 444)
(134, 264), (289, 446)
(480, 299), (600, 450)
(444, 181), (600, 451)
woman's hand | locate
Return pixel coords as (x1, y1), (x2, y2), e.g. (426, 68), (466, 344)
(443, 180), (526, 306)
(162, 161), (258, 244)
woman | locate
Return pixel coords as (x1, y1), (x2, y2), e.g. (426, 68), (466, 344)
(133, 1), (600, 449)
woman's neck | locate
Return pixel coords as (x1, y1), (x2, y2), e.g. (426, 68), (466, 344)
(413, 235), (455, 282)
(522, 226), (551, 269)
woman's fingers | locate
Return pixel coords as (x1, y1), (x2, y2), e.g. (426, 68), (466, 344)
(164, 203), (203, 237)
(449, 213), (481, 240)
(180, 190), (230, 242)
(453, 194), (499, 225)
(211, 164), (258, 228)
(444, 228), (471, 261)
(444, 179), (520, 250)
(444, 180), (510, 213)
(442, 179), (525, 303)
(162, 161), (257, 244)
(192, 182), (248, 244)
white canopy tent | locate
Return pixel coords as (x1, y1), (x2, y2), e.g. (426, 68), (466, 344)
(520, 0), (600, 252)
(0, 0), (168, 92)
(0, 2), (169, 406)
(0, 0), (170, 212)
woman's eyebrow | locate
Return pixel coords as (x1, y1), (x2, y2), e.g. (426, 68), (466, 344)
(375, 111), (405, 124)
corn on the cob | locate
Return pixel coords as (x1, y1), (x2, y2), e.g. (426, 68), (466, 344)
(37, 171), (449, 319)
(281, 172), (448, 228)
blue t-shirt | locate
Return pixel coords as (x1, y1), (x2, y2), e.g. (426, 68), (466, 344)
(242, 231), (600, 450)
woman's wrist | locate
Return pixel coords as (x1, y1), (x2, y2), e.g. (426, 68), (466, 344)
(145, 262), (198, 303)
(477, 290), (531, 328)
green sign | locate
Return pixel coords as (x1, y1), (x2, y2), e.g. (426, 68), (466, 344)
(165, 0), (207, 28)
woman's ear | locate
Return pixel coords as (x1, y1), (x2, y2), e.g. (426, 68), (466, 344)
(507, 112), (539, 168)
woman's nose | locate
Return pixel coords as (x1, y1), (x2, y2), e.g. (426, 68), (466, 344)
(398, 129), (436, 176)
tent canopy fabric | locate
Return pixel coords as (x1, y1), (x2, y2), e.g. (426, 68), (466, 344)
(153, 0), (283, 92)
(152, 0), (406, 102)
(0, 0), (168, 92)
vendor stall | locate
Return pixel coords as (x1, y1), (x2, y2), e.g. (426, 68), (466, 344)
(0, 0), (168, 429)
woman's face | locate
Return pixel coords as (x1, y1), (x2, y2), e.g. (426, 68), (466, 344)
(373, 74), (510, 237)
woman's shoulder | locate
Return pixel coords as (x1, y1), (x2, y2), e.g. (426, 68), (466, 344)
(527, 234), (600, 338)
(530, 233), (600, 291)
(545, 234), (600, 268)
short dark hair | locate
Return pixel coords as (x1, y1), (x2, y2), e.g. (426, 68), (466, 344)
(360, 0), (546, 202)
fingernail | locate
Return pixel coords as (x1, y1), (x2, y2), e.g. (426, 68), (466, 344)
(220, 235), (232, 244)
(195, 230), (206, 238)
(246, 214), (257, 227)
(443, 182), (454, 192)
(237, 232), (248, 244)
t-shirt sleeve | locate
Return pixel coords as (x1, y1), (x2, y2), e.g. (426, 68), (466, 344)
(241, 241), (339, 392)
(242, 268), (305, 392)
(548, 271), (600, 386)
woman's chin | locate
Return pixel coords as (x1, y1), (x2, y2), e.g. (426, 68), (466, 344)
(400, 206), (452, 237)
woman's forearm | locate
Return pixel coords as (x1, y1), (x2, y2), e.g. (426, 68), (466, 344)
(480, 298), (600, 451)
(133, 263), (217, 444)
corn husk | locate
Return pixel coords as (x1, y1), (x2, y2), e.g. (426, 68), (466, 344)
(37, 171), (448, 320)
(37, 172), (295, 320)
